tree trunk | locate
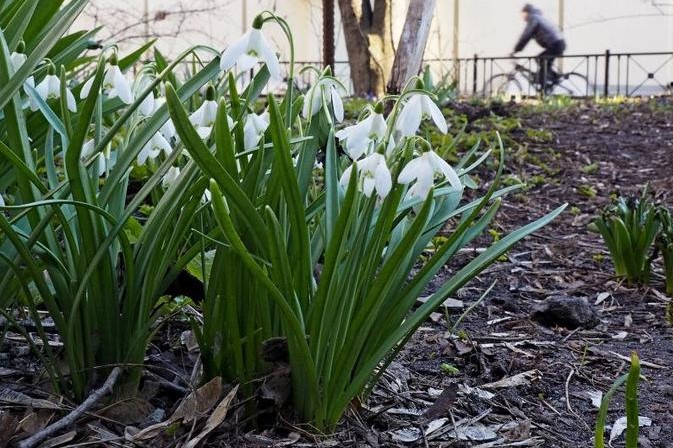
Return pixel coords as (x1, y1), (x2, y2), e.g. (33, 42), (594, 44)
(387, 0), (437, 93)
(337, 0), (394, 97)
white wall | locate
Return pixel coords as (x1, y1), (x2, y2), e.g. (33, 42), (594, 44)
(75, 0), (673, 93)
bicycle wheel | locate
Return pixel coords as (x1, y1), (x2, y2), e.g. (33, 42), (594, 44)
(482, 73), (523, 99)
(552, 72), (592, 97)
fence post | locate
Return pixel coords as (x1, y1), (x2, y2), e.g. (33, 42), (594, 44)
(472, 54), (478, 94)
(603, 49), (610, 97)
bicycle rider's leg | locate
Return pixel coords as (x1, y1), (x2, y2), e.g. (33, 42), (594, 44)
(537, 49), (553, 85)
(548, 40), (567, 81)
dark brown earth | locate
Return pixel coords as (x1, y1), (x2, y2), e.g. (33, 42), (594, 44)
(2, 98), (672, 447)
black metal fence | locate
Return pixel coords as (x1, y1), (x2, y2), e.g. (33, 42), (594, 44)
(424, 51), (673, 98)
(171, 51), (673, 98)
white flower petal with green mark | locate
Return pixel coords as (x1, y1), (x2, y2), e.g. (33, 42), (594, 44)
(243, 111), (270, 151)
(335, 110), (386, 160)
(398, 150), (461, 200)
(105, 65), (134, 104)
(32, 74), (77, 112)
(395, 93), (447, 136)
(339, 153), (392, 200)
(220, 28), (281, 81)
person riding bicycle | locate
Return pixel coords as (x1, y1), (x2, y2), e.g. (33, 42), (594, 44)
(511, 4), (566, 87)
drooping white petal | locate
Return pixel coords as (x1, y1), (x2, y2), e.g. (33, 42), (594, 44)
(81, 139), (95, 159)
(427, 151), (461, 188)
(0, 193), (4, 207)
(139, 92), (155, 117)
(374, 160), (392, 199)
(109, 66), (133, 104)
(46, 75), (60, 98)
(330, 85), (344, 122)
(10, 52), (26, 72)
(398, 158), (422, 184)
(80, 77), (94, 99)
(220, 31), (251, 71)
(95, 153), (106, 177)
(339, 164), (354, 188)
(162, 166), (181, 188)
(137, 143), (152, 165)
(396, 95), (423, 136)
(251, 29), (281, 81)
(243, 111), (270, 151)
(65, 88), (77, 112)
(422, 96), (448, 134)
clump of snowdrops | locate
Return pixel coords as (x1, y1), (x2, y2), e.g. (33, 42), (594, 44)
(164, 12), (564, 430)
(1, 5), (564, 431)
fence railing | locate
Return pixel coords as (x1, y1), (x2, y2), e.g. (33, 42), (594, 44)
(166, 51), (673, 98)
(425, 51), (673, 98)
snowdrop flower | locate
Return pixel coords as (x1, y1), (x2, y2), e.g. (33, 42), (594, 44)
(31, 63), (76, 112)
(398, 150), (462, 200)
(153, 97), (176, 140)
(189, 85), (233, 139)
(243, 111), (269, 151)
(81, 139), (106, 177)
(139, 91), (156, 117)
(395, 92), (447, 137)
(302, 77), (344, 122)
(10, 41), (34, 88)
(137, 132), (173, 165)
(81, 53), (134, 104)
(220, 17), (281, 81)
(162, 166), (181, 189)
(335, 104), (387, 160)
(339, 152), (392, 200)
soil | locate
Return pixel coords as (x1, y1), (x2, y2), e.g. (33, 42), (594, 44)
(2, 98), (673, 447)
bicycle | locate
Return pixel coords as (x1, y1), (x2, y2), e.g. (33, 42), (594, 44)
(483, 60), (592, 98)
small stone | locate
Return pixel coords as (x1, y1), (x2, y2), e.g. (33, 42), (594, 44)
(530, 296), (599, 329)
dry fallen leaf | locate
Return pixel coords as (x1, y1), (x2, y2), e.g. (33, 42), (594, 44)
(609, 416), (652, 443)
(181, 385), (238, 448)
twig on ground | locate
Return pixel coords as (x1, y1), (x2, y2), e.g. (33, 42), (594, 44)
(564, 367), (575, 413)
(17, 367), (122, 448)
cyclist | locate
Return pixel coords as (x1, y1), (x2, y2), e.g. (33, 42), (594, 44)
(511, 3), (566, 87)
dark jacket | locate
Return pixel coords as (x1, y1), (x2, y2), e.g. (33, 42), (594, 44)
(514, 6), (564, 52)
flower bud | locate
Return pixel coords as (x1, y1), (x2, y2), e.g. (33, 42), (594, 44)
(252, 15), (264, 29)
(205, 84), (216, 101)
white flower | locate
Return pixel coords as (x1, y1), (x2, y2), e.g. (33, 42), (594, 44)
(137, 132), (173, 165)
(335, 109), (387, 160)
(243, 111), (269, 151)
(10, 41), (34, 88)
(139, 91), (155, 117)
(189, 99), (219, 139)
(81, 139), (95, 159)
(162, 166), (181, 188)
(80, 139), (106, 177)
(32, 72), (77, 112)
(154, 97), (176, 140)
(339, 152), (392, 200)
(81, 59), (134, 105)
(302, 78), (344, 122)
(395, 93), (447, 137)
(10, 51), (26, 71)
(398, 150), (462, 200)
(0, 192), (5, 207)
(189, 87), (234, 140)
(220, 27), (281, 81)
